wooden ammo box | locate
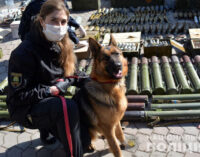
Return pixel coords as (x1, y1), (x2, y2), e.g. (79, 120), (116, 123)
(111, 0), (163, 7)
(189, 28), (200, 55)
(72, 0), (101, 11)
(102, 32), (141, 57)
(144, 39), (172, 58)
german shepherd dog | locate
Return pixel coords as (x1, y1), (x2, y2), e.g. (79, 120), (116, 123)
(76, 34), (128, 157)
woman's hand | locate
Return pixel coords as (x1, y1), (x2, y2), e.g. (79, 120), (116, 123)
(50, 86), (60, 96)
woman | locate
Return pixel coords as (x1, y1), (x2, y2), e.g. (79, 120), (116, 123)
(18, 0), (86, 48)
(6, 0), (90, 156)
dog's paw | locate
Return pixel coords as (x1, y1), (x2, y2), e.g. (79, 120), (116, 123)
(120, 139), (135, 150)
(120, 143), (126, 150)
(83, 144), (96, 154)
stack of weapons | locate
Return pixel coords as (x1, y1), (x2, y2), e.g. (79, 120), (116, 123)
(124, 94), (200, 123)
(87, 6), (170, 34)
(48, 56), (200, 122)
(126, 55), (200, 96)
(86, 6), (197, 35)
(124, 55), (200, 122)
(174, 10), (200, 26)
(0, 78), (9, 119)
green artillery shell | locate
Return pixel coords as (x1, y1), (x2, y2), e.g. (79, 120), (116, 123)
(172, 56), (192, 94)
(153, 94), (200, 101)
(162, 56), (177, 94)
(183, 55), (200, 93)
(152, 56), (165, 95)
(0, 77), (8, 93)
(0, 110), (9, 119)
(127, 102), (145, 111)
(127, 57), (138, 94)
(145, 110), (200, 118)
(123, 111), (145, 120)
(141, 57), (151, 95)
(0, 95), (6, 102)
(127, 95), (148, 103)
(151, 102), (200, 110)
(0, 102), (7, 109)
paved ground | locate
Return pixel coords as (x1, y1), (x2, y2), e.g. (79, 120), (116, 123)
(1, 0), (200, 157)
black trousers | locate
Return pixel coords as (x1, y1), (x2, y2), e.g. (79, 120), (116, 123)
(30, 97), (90, 157)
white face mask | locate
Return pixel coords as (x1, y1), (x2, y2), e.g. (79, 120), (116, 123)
(43, 24), (68, 42)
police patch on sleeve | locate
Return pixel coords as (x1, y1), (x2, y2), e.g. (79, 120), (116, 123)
(10, 72), (22, 88)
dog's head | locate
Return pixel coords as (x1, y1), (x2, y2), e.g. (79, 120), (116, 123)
(89, 34), (128, 82)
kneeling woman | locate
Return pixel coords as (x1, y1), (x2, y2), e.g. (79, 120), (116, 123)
(6, 0), (90, 156)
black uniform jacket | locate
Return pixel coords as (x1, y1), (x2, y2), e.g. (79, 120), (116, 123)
(6, 24), (64, 126)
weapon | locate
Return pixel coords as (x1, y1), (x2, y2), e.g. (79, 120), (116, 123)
(141, 57), (151, 95)
(151, 56), (165, 94)
(171, 56), (192, 94)
(161, 56), (177, 94)
(127, 57), (138, 94)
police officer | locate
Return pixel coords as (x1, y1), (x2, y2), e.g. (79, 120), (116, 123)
(6, 0), (90, 156)
(18, 0), (86, 48)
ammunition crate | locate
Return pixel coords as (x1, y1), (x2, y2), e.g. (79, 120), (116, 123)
(102, 32), (141, 56)
(144, 39), (172, 58)
(189, 28), (200, 55)
(72, 0), (101, 11)
(111, 0), (164, 7)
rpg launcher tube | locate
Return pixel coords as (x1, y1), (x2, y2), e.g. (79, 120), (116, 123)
(145, 110), (200, 118)
(162, 56), (177, 94)
(0, 77), (8, 94)
(122, 111), (145, 121)
(0, 95), (6, 102)
(141, 57), (151, 95)
(183, 55), (200, 93)
(151, 56), (165, 95)
(0, 102), (7, 109)
(172, 56), (192, 94)
(150, 102), (200, 110)
(0, 110), (9, 119)
(127, 95), (148, 103)
(127, 57), (138, 94)
(127, 102), (145, 111)
(152, 94), (200, 102)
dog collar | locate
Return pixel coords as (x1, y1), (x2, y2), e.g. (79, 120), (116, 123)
(90, 77), (119, 84)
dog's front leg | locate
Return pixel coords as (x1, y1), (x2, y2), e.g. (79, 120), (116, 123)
(115, 122), (125, 145)
(103, 127), (123, 157)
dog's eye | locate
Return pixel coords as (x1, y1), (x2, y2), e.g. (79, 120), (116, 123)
(103, 54), (110, 61)
(112, 52), (120, 56)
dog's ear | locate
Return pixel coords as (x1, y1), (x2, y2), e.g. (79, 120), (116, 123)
(88, 37), (101, 58)
(109, 34), (117, 47)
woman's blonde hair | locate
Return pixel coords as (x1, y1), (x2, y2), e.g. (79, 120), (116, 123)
(36, 0), (76, 76)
